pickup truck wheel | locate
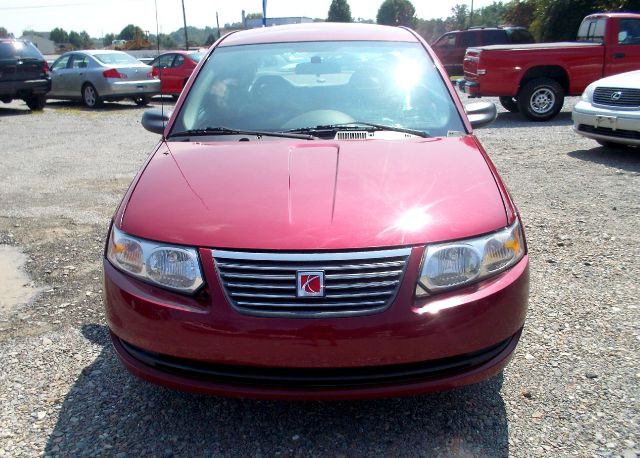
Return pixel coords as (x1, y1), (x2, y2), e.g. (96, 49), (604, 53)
(517, 78), (564, 121)
(499, 96), (519, 113)
(25, 94), (46, 111)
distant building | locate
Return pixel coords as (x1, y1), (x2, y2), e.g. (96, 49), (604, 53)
(244, 17), (313, 29)
(20, 34), (55, 54)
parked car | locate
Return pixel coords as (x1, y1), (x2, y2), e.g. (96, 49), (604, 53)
(459, 13), (640, 121)
(432, 26), (534, 76)
(103, 23), (529, 400)
(573, 69), (640, 147)
(0, 38), (50, 110)
(149, 50), (205, 98)
(47, 50), (160, 108)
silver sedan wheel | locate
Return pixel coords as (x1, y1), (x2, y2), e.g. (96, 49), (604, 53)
(529, 88), (555, 114)
(82, 85), (98, 108)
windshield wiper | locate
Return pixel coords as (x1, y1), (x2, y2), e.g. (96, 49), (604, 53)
(169, 127), (316, 140)
(284, 122), (430, 138)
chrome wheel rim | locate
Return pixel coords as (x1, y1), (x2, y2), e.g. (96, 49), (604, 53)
(84, 86), (96, 107)
(530, 88), (555, 114)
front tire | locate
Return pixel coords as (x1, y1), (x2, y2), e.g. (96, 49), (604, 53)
(134, 96), (150, 106)
(499, 96), (519, 113)
(25, 94), (46, 110)
(82, 83), (102, 108)
(517, 78), (564, 121)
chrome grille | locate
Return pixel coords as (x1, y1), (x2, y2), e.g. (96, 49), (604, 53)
(213, 248), (411, 318)
(593, 87), (640, 107)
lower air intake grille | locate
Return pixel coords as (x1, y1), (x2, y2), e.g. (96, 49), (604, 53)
(213, 248), (411, 318)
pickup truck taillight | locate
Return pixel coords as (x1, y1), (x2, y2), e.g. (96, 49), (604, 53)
(103, 68), (126, 79)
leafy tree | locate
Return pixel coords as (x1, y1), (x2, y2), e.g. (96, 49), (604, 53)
(471, 1), (508, 27)
(327, 0), (353, 22)
(245, 12), (263, 19)
(205, 33), (217, 45)
(68, 31), (82, 48)
(376, 0), (416, 27)
(49, 27), (68, 44)
(118, 24), (145, 41)
(0, 27), (9, 38)
(103, 33), (115, 47)
(503, 0), (537, 27)
(449, 4), (469, 29)
(79, 31), (93, 49)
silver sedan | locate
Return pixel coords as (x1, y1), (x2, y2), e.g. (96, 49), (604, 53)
(48, 50), (160, 108)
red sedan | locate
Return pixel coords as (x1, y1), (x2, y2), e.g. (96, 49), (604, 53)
(103, 23), (529, 400)
(149, 50), (204, 98)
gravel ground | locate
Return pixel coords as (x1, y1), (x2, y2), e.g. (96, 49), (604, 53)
(0, 95), (638, 457)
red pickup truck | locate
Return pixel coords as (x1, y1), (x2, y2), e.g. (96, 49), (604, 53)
(459, 13), (640, 121)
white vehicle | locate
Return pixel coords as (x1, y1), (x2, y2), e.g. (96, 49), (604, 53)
(573, 69), (640, 148)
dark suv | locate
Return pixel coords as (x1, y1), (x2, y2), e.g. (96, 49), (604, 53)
(432, 27), (535, 76)
(0, 39), (51, 110)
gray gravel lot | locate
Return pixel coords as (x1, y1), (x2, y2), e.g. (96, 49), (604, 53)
(0, 95), (638, 457)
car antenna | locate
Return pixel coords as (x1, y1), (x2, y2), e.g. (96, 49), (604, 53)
(154, 0), (166, 138)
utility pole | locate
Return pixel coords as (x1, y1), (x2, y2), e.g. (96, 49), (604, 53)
(216, 12), (221, 39)
(182, 0), (189, 50)
(469, 0), (474, 27)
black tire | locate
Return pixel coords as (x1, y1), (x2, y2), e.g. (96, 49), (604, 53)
(499, 96), (519, 113)
(517, 77), (564, 121)
(134, 96), (150, 106)
(81, 83), (102, 108)
(25, 94), (46, 110)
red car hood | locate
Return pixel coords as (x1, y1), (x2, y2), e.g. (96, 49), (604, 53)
(120, 137), (507, 250)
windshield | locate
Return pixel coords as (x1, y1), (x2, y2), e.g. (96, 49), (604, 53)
(172, 41), (465, 138)
(94, 52), (140, 65)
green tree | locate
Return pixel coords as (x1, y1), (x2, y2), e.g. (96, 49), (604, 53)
(245, 12), (263, 19)
(503, 0), (537, 27)
(327, 0), (353, 22)
(0, 27), (9, 38)
(449, 4), (469, 29)
(79, 31), (93, 49)
(103, 33), (115, 47)
(118, 24), (145, 41)
(377, 0), (416, 27)
(68, 30), (82, 48)
(49, 27), (68, 44)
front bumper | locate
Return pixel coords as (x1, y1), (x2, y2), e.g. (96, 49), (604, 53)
(573, 100), (640, 146)
(104, 249), (529, 400)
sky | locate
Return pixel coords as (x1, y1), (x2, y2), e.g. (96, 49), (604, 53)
(1, 0), (497, 38)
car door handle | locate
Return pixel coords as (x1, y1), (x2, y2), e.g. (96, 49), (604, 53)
(613, 52), (625, 58)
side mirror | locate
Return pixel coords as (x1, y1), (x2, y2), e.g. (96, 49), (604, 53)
(141, 108), (171, 135)
(465, 102), (497, 129)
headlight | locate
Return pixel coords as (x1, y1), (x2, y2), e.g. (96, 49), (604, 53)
(416, 219), (525, 296)
(107, 225), (204, 294)
(581, 83), (596, 102)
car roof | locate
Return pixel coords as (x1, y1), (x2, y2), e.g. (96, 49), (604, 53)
(219, 23), (418, 47)
(585, 12), (640, 19)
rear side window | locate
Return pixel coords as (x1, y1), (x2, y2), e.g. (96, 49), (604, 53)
(507, 29), (535, 44)
(618, 19), (640, 44)
(480, 30), (508, 45)
(460, 32), (478, 47)
(578, 18), (606, 43)
(0, 41), (44, 60)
